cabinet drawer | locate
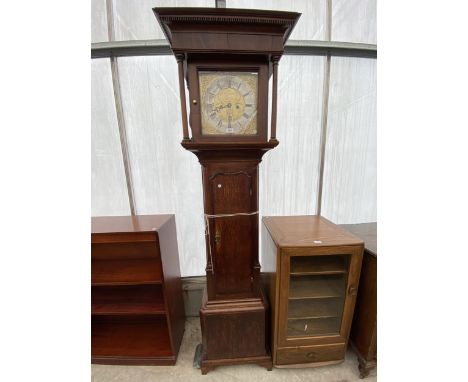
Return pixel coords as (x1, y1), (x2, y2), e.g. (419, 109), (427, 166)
(276, 343), (345, 365)
(91, 242), (160, 260)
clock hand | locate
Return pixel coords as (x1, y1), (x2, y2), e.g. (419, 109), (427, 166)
(213, 103), (232, 113)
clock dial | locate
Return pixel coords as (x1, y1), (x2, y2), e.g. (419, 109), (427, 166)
(199, 71), (258, 135)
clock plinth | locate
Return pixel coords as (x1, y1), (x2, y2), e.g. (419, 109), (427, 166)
(153, 7), (300, 374)
(199, 289), (272, 374)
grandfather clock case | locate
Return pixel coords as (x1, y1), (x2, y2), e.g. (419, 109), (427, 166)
(154, 7), (300, 374)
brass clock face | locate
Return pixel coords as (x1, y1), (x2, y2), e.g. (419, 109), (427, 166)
(199, 71), (258, 135)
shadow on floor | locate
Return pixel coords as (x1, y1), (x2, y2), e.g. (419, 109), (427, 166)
(92, 318), (377, 382)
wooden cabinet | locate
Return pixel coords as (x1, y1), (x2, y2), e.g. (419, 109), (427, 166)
(341, 223), (377, 378)
(262, 216), (363, 367)
(91, 215), (185, 365)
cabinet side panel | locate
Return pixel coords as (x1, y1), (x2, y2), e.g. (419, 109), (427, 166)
(158, 215), (185, 357)
(261, 221), (277, 274)
(339, 245), (364, 345)
(350, 251), (377, 360)
(261, 222), (279, 362)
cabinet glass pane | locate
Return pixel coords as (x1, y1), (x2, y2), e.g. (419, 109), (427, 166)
(287, 255), (349, 338)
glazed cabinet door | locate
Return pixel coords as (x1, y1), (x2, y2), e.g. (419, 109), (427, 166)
(277, 246), (362, 347)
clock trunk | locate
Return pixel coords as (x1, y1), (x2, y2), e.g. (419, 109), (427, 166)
(198, 153), (270, 374)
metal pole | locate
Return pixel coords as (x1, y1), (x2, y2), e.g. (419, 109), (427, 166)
(91, 40), (377, 60)
(316, 0), (333, 216)
(106, 0), (136, 215)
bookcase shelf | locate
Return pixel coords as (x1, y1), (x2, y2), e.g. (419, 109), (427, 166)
(92, 285), (166, 316)
(287, 317), (341, 337)
(287, 298), (343, 319)
(92, 258), (162, 286)
(92, 316), (172, 359)
(91, 215), (185, 366)
(288, 275), (345, 300)
(290, 255), (347, 275)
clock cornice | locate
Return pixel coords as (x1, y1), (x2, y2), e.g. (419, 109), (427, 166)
(153, 7), (301, 56)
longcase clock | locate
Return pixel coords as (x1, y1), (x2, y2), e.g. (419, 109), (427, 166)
(153, 7), (300, 375)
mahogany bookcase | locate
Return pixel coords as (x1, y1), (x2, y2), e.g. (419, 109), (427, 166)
(91, 214), (185, 365)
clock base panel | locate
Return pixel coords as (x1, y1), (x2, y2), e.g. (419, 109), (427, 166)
(199, 287), (272, 374)
(200, 353), (272, 375)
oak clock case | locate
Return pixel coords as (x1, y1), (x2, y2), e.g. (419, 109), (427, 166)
(153, 6), (301, 375)
(188, 61), (269, 143)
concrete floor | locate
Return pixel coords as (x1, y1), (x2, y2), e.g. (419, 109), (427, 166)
(92, 318), (377, 382)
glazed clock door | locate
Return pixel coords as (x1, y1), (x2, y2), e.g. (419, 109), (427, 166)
(186, 62), (269, 143)
(209, 169), (256, 299)
(278, 247), (362, 347)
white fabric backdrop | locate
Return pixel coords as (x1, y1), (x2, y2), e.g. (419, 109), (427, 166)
(117, 56), (206, 276)
(231, 0), (327, 40)
(91, 59), (131, 216)
(91, 1), (377, 276)
(321, 57), (377, 223)
(259, 55), (325, 217)
(91, 0), (108, 43)
(112, 0), (213, 41)
(92, 0), (377, 44)
(332, 0), (377, 44)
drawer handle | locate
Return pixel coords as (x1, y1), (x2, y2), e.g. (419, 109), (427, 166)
(348, 286), (358, 296)
(306, 351), (316, 359)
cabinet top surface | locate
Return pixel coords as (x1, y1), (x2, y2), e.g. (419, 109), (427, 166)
(263, 215), (364, 248)
(91, 214), (173, 234)
(340, 223), (377, 256)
